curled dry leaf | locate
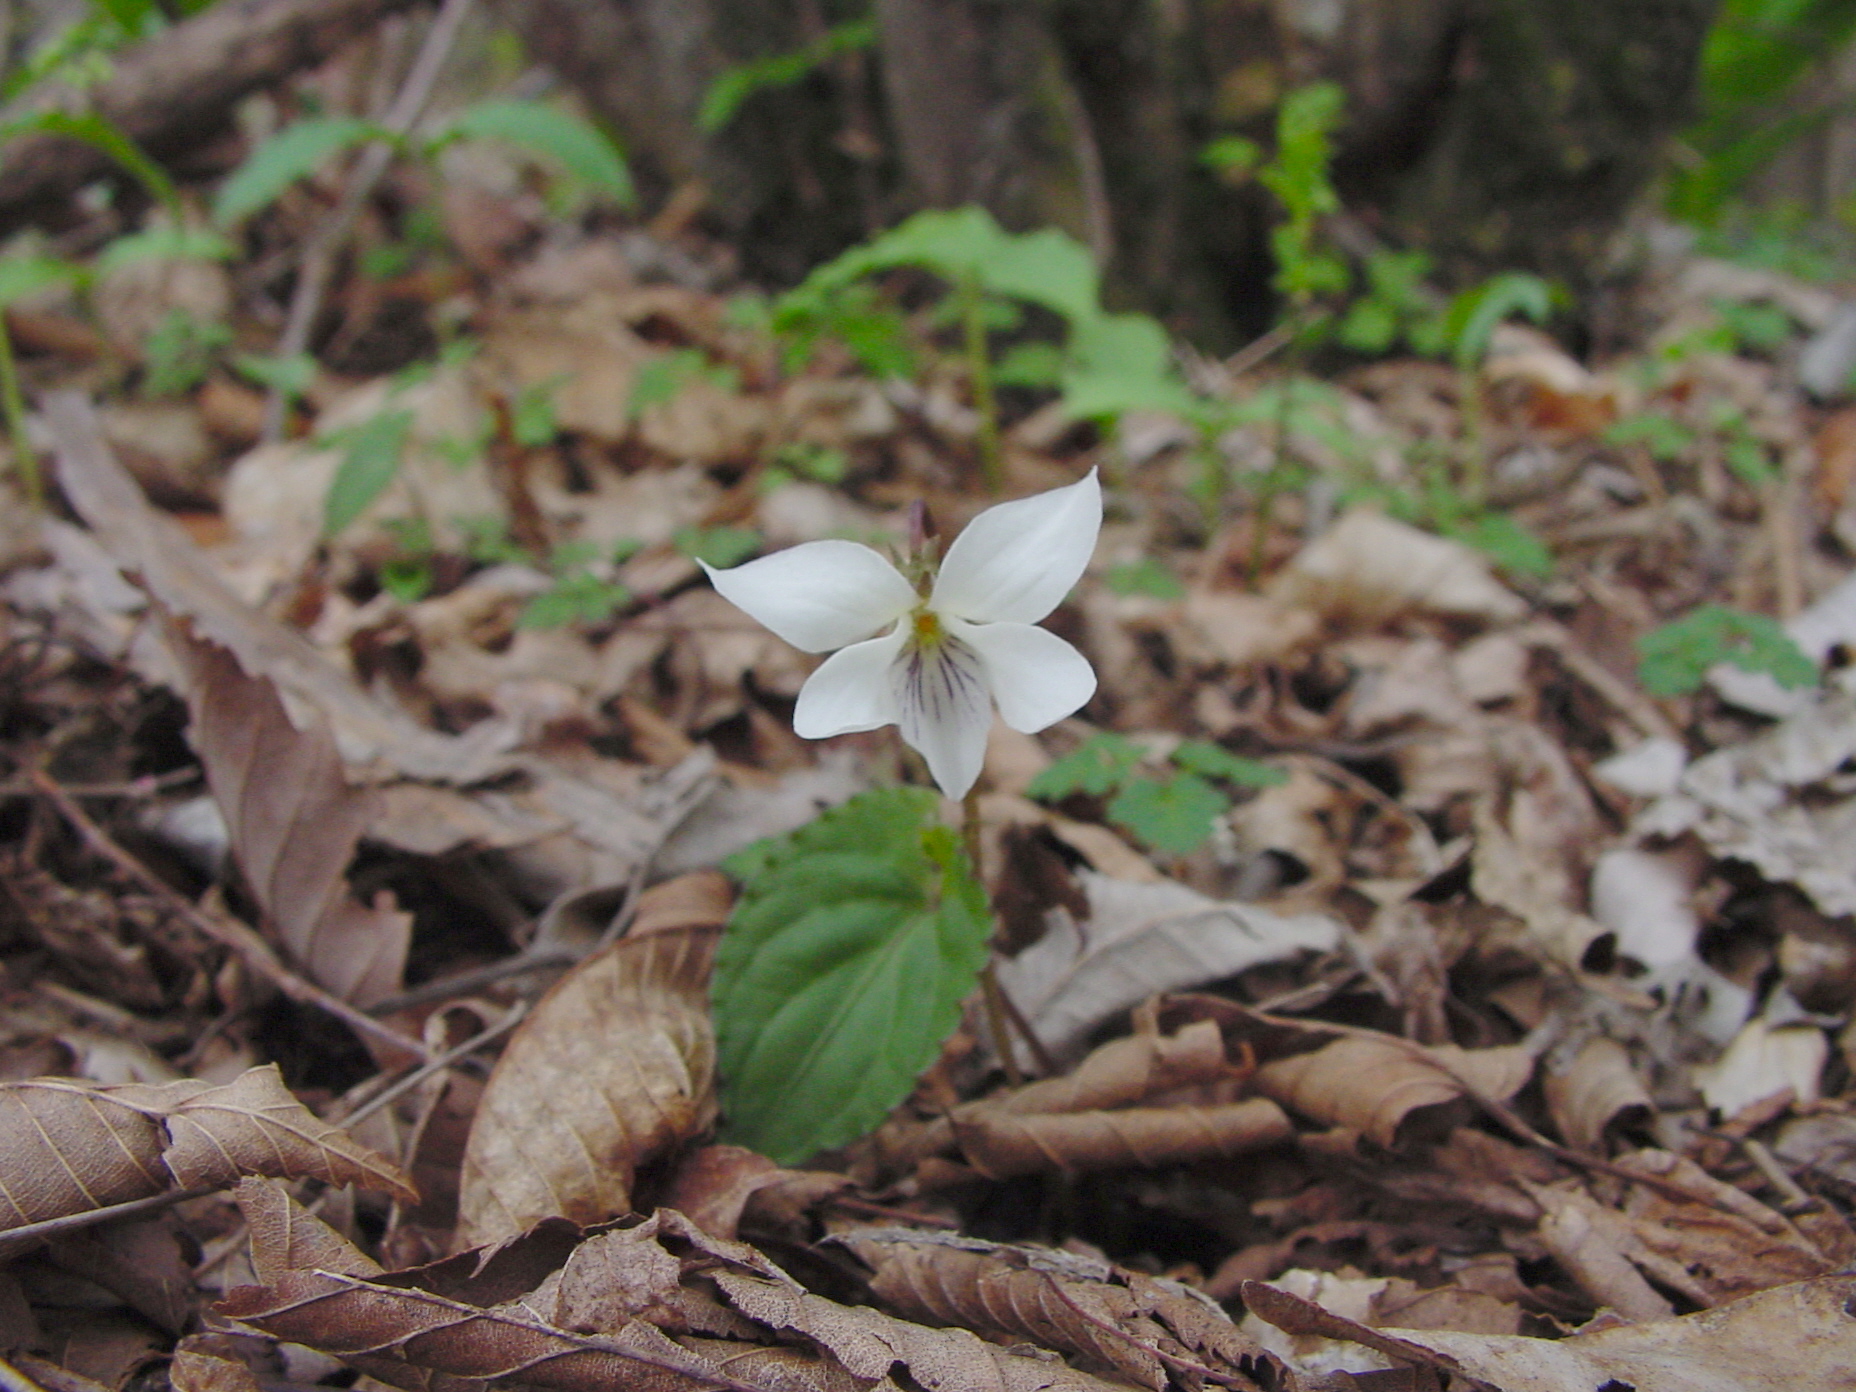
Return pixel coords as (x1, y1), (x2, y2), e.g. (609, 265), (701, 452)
(457, 881), (725, 1246)
(1543, 1036), (1653, 1153)
(952, 1098), (1294, 1180)
(1242, 1274), (1856, 1392)
(226, 1197), (1141, 1392)
(0, 1066), (412, 1248)
(844, 1228), (1284, 1392)
(662, 1146), (849, 1243)
(1252, 1036), (1537, 1151)
(162, 618), (410, 1007)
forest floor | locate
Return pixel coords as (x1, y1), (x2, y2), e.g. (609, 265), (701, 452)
(5, 22), (1856, 1392)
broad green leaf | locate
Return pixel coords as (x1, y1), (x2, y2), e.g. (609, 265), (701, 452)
(1171, 741), (1286, 789)
(1108, 773), (1229, 855)
(322, 408), (413, 535)
(95, 225), (235, 274)
(1025, 732), (1144, 801)
(1060, 312), (1194, 420)
(981, 227), (1100, 323)
(714, 788), (991, 1163)
(4, 111), (181, 215)
(1445, 271), (1558, 370)
(0, 255), (83, 309)
(214, 116), (384, 225)
(1637, 604), (1818, 697)
(435, 99), (634, 209)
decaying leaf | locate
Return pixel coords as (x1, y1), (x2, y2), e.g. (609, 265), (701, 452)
(457, 884), (724, 1246)
(1242, 1273), (1856, 1392)
(1542, 1036), (1654, 1153)
(950, 1098), (1293, 1179)
(43, 390), (517, 783)
(162, 617), (410, 1007)
(1269, 508), (1528, 624)
(225, 1193), (1143, 1392)
(0, 1066), (413, 1248)
(843, 1228), (1286, 1391)
(996, 870), (1343, 1063)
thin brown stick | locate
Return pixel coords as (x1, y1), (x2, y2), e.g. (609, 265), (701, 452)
(262, 0), (476, 440)
(30, 768), (431, 1063)
(337, 1003), (526, 1129)
(0, 1186), (217, 1247)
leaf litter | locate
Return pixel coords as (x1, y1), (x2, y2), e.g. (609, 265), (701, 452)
(5, 23), (1856, 1392)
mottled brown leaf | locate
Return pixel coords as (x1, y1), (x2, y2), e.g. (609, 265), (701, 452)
(1543, 1036), (1653, 1153)
(163, 618), (410, 1006)
(0, 1066), (413, 1245)
(457, 896), (723, 1246)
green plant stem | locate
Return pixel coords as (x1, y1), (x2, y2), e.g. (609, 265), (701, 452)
(958, 276), (1003, 492)
(962, 787), (1024, 1086)
(0, 325), (40, 509)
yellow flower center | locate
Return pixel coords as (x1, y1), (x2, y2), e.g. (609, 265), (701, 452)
(908, 605), (945, 650)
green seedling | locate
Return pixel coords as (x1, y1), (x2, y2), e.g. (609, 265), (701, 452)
(1637, 604), (1817, 696)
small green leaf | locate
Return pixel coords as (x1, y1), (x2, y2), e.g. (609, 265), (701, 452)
(1108, 774), (1229, 856)
(1171, 741), (1286, 789)
(1025, 732), (1144, 801)
(230, 351), (317, 402)
(674, 526), (761, 568)
(1637, 604), (1818, 697)
(434, 99), (634, 210)
(1444, 271), (1558, 370)
(95, 225), (235, 275)
(698, 18), (877, 133)
(518, 571), (631, 628)
(141, 309), (232, 397)
(714, 787), (991, 1163)
(1200, 135), (1262, 178)
(1604, 412), (1695, 463)
(1461, 511), (1553, 580)
(214, 116), (384, 225)
(9, 111), (182, 215)
(322, 408), (413, 535)
(0, 255), (84, 310)
(1104, 557), (1186, 599)
(994, 341), (1066, 389)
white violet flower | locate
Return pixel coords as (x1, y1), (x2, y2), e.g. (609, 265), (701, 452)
(703, 470), (1101, 799)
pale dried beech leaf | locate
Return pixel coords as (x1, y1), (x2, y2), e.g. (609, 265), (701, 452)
(1543, 1036), (1653, 1153)
(1252, 1036), (1537, 1150)
(997, 870), (1343, 1063)
(458, 894), (723, 1246)
(846, 1227), (1287, 1392)
(162, 618), (409, 1006)
(1243, 1273), (1856, 1392)
(1270, 508), (1528, 623)
(234, 1176), (381, 1284)
(43, 390), (516, 782)
(0, 1067), (412, 1245)
(952, 1098), (1294, 1179)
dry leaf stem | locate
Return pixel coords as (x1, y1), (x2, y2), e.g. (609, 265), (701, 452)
(0, 1185), (217, 1247)
(338, 1003), (527, 1129)
(30, 769), (432, 1063)
(966, 788), (1025, 1085)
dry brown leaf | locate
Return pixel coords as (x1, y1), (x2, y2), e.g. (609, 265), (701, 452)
(0, 1067), (412, 1247)
(1543, 1036), (1653, 1153)
(952, 1098), (1294, 1180)
(163, 617), (409, 1006)
(846, 1228), (1284, 1391)
(662, 1146), (849, 1243)
(226, 1200), (1139, 1392)
(43, 390), (516, 783)
(1243, 1273), (1856, 1392)
(167, 1334), (273, 1392)
(457, 896), (723, 1246)
(1252, 1036), (1537, 1151)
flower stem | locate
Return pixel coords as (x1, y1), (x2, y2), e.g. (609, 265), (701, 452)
(0, 323), (41, 510)
(958, 275), (1003, 492)
(962, 786), (1024, 1086)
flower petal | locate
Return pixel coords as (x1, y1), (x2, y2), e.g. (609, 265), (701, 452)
(931, 469), (1101, 625)
(703, 541), (915, 653)
(793, 628), (906, 738)
(891, 630), (993, 799)
(955, 620), (1096, 732)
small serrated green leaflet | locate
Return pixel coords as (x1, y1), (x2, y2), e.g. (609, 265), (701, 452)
(1637, 604), (1818, 697)
(323, 408), (413, 535)
(1171, 741), (1286, 788)
(714, 788), (991, 1163)
(435, 99), (634, 210)
(1025, 732), (1144, 801)
(214, 116), (385, 225)
(1109, 773), (1229, 856)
